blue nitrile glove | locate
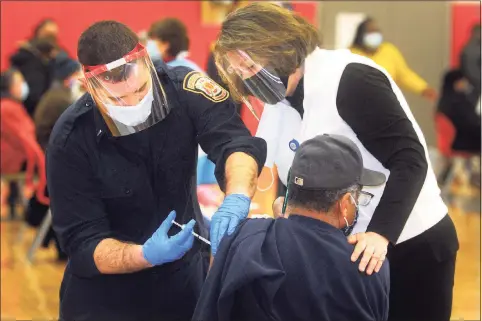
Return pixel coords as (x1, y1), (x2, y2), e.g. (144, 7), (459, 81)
(210, 194), (251, 256)
(142, 211), (195, 266)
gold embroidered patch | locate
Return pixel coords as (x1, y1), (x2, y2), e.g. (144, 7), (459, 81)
(183, 71), (229, 103)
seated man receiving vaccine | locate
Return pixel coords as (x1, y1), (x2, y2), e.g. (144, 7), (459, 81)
(193, 134), (390, 321)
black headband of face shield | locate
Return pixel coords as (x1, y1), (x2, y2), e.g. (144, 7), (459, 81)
(243, 68), (287, 105)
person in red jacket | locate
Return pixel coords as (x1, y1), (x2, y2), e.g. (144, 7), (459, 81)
(1, 68), (46, 217)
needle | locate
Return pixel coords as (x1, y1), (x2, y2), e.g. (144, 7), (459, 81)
(172, 220), (211, 246)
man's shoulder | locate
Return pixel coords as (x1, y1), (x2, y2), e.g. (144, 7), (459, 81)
(239, 216), (275, 233)
(49, 94), (95, 150)
(223, 218), (275, 250)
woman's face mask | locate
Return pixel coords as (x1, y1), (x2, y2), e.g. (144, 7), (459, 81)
(340, 194), (360, 236)
(104, 86), (154, 127)
(243, 70), (286, 105)
(363, 32), (383, 50)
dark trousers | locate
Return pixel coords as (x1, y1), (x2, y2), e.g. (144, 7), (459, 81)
(387, 215), (459, 321)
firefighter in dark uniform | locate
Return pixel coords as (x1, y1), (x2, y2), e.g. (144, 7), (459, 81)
(47, 21), (266, 321)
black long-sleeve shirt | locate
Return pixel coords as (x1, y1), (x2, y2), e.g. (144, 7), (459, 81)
(336, 63), (429, 244)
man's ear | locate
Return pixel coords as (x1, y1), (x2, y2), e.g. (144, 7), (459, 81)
(339, 193), (352, 216)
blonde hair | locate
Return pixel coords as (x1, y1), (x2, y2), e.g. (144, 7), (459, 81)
(214, 2), (321, 101)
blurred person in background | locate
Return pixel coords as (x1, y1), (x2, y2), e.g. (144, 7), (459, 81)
(31, 18), (70, 62)
(34, 57), (83, 150)
(22, 58), (84, 262)
(32, 18), (59, 42)
(0, 68), (39, 218)
(436, 69), (481, 187)
(437, 69), (481, 154)
(146, 18), (202, 71)
(459, 23), (481, 106)
(10, 32), (58, 116)
(350, 17), (438, 102)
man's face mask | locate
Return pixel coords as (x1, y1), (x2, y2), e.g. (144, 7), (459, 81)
(340, 194), (360, 236)
(103, 85), (154, 127)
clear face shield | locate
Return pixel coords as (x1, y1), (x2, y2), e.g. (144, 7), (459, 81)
(82, 43), (170, 136)
(216, 50), (288, 108)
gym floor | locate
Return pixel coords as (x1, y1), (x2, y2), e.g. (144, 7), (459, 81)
(1, 184), (480, 320)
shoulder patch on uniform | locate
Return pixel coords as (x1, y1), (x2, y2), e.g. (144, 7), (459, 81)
(183, 71), (229, 103)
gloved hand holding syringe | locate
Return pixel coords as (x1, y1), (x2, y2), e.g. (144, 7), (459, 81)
(172, 220), (211, 246)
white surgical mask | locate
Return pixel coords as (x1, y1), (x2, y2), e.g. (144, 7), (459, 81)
(104, 87), (154, 127)
(20, 81), (29, 101)
(363, 32), (383, 50)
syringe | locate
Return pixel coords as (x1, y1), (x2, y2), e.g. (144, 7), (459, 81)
(172, 220), (211, 246)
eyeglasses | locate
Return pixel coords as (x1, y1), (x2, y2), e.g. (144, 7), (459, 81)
(357, 191), (374, 207)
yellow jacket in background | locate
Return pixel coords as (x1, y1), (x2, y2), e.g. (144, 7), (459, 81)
(350, 42), (429, 95)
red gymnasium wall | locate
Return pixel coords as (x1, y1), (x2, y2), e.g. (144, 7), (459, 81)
(0, 1), (317, 71)
(450, 1), (481, 67)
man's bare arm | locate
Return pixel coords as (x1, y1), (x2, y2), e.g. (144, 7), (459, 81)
(93, 238), (152, 274)
(225, 152), (259, 198)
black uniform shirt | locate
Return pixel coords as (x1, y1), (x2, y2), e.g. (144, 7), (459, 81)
(193, 216), (390, 321)
(46, 63), (266, 319)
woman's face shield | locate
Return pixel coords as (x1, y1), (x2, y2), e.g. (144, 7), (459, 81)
(83, 43), (170, 136)
(217, 50), (287, 106)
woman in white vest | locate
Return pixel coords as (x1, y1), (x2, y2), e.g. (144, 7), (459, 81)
(212, 3), (459, 321)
